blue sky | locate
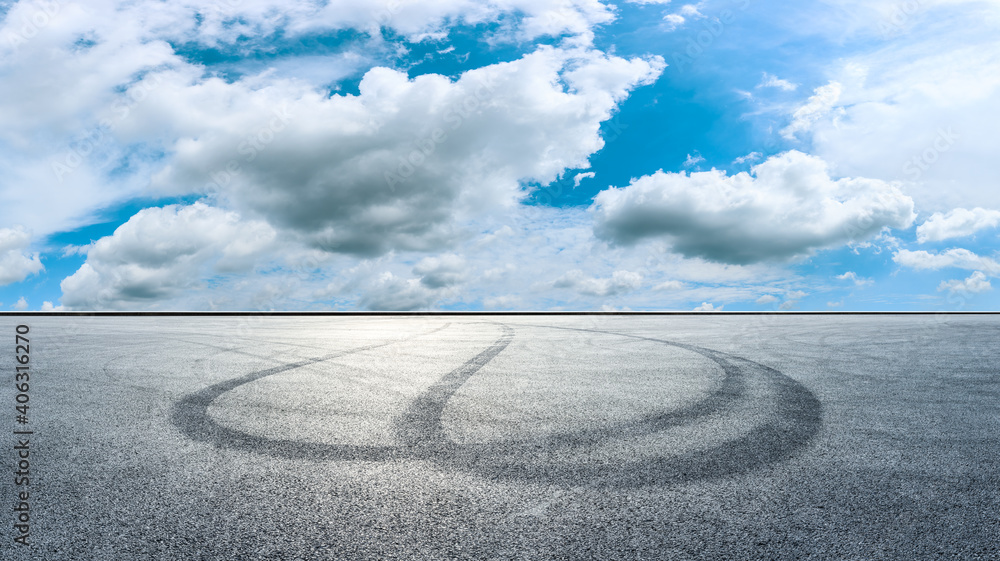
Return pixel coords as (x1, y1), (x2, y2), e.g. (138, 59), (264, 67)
(1, 0), (998, 311)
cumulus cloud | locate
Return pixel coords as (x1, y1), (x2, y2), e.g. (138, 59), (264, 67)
(0, 227), (44, 286)
(0, 1), (189, 237)
(916, 208), (1000, 243)
(0, 0), (643, 240)
(938, 271), (992, 295)
(693, 302), (722, 311)
(592, 150), (916, 264)
(781, 81), (842, 139)
(12, 297), (28, 311)
(893, 248), (1000, 274)
(150, 46), (664, 256)
(551, 269), (643, 297)
(60, 203), (277, 310)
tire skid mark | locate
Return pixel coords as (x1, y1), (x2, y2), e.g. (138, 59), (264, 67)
(171, 321), (821, 488)
(396, 325), (515, 453)
(171, 323), (453, 460)
(447, 323), (821, 487)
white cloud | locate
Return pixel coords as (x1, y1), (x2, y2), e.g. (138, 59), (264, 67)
(938, 271), (992, 295)
(60, 203), (277, 310)
(0, 1), (645, 239)
(0, 1), (189, 237)
(693, 302), (722, 311)
(758, 72), (798, 91)
(299, 0), (618, 42)
(12, 297), (28, 311)
(800, 0), (997, 42)
(893, 248), (1000, 275)
(732, 152), (762, 165)
(836, 271), (874, 286)
(481, 263), (517, 282)
(662, 14), (686, 30)
(5, 0), (618, 48)
(551, 269), (644, 297)
(775, 3), (1000, 211)
(654, 280), (686, 291)
(592, 150), (916, 264)
(45, 201), (809, 311)
(573, 171), (596, 187)
(0, 227), (44, 286)
(756, 294), (779, 305)
(147, 46), (663, 256)
(916, 207), (1000, 243)
(683, 152), (705, 167)
(678, 4), (703, 17)
(781, 81), (842, 139)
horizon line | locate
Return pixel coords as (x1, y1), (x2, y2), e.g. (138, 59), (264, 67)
(1, 311), (998, 317)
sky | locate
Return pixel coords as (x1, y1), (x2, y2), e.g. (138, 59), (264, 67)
(0, 0), (998, 312)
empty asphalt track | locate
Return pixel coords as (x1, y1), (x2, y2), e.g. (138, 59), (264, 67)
(1, 315), (998, 559)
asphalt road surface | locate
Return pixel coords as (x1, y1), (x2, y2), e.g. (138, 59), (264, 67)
(1, 315), (998, 560)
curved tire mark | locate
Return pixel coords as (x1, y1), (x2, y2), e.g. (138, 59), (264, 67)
(436, 324), (821, 487)
(171, 323), (453, 460)
(396, 324), (515, 453)
(171, 321), (821, 488)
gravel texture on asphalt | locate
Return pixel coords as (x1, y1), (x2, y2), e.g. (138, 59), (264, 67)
(1, 315), (997, 560)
